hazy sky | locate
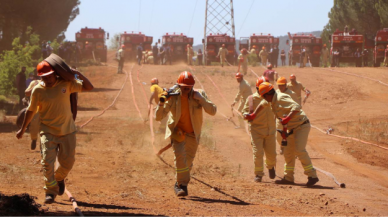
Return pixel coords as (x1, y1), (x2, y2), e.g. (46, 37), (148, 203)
(64, 0), (333, 46)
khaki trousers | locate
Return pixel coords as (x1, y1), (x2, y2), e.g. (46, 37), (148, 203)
(172, 133), (198, 186)
(220, 56), (227, 66)
(250, 131), (277, 176)
(322, 58), (328, 67)
(241, 63), (248, 75)
(283, 123), (317, 182)
(384, 57), (388, 66)
(187, 55), (193, 65)
(237, 100), (246, 127)
(29, 113), (40, 140)
(261, 57), (267, 66)
(41, 132), (76, 195)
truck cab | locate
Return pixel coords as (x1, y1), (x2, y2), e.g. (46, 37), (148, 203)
(330, 29), (364, 66)
(119, 31), (153, 61)
(240, 33), (279, 54)
(75, 27), (109, 62)
(204, 33), (236, 65)
(161, 33), (193, 63)
(287, 33), (322, 67)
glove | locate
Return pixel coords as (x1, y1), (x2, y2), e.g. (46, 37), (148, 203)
(280, 116), (291, 125)
(193, 91), (205, 102)
(244, 113), (256, 121)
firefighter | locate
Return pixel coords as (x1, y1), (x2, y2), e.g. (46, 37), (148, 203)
(287, 74), (310, 107)
(385, 45), (388, 67)
(250, 45), (258, 65)
(238, 49), (249, 75)
(137, 43), (143, 65)
(258, 82), (319, 186)
(333, 48), (340, 67)
(276, 77), (298, 155)
(148, 78), (167, 133)
(231, 72), (252, 129)
(187, 44), (194, 65)
(152, 42), (159, 65)
(321, 44), (330, 67)
(280, 50), (286, 66)
(263, 64), (278, 85)
(117, 45), (125, 74)
(300, 46), (306, 68)
(155, 71), (217, 197)
(243, 77), (276, 182)
(16, 60), (94, 203)
(259, 46), (268, 66)
(273, 45), (279, 68)
(217, 44), (228, 67)
(354, 48), (362, 67)
(159, 46), (165, 65)
(24, 77), (41, 150)
(362, 49), (369, 67)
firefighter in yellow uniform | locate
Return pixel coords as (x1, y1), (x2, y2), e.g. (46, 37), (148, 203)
(117, 45), (125, 74)
(148, 78), (167, 133)
(250, 45), (257, 65)
(243, 77), (276, 182)
(276, 77), (298, 155)
(287, 74), (310, 107)
(217, 44), (228, 67)
(321, 44), (330, 67)
(156, 71), (217, 197)
(231, 73), (252, 129)
(238, 49), (249, 75)
(384, 45), (388, 67)
(187, 44), (194, 65)
(258, 82), (319, 186)
(16, 60), (94, 203)
(259, 46), (268, 66)
(25, 79), (41, 150)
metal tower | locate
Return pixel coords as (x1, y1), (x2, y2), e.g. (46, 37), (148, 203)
(203, 0), (236, 63)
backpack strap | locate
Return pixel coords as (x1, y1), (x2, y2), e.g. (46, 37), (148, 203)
(248, 95), (254, 114)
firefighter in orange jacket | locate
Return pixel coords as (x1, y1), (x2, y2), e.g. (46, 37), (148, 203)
(155, 71), (217, 197)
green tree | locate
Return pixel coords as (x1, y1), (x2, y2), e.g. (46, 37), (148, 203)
(0, 27), (41, 96)
(109, 33), (121, 50)
(0, 0), (80, 52)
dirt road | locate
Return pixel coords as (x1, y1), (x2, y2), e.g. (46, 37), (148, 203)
(1, 57), (388, 215)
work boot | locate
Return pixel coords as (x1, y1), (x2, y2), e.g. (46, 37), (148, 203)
(58, 180), (65, 196)
(268, 168), (276, 179)
(254, 175), (262, 183)
(306, 177), (319, 186)
(275, 178), (294, 185)
(181, 185), (188, 196)
(31, 140), (37, 150)
(174, 183), (187, 197)
(44, 194), (56, 204)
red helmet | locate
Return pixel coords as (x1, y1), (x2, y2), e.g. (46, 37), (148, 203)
(256, 76), (269, 87)
(267, 64), (273, 69)
(177, 71), (195, 86)
(235, 72), (243, 78)
(241, 48), (248, 55)
(222, 44), (225, 47)
(121, 45), (125, 48)
(151, 78), (159, 84)
(290, 74), (296, 80)
(37, 61), (55, 77)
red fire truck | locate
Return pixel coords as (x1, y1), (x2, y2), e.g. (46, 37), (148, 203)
(330, 30), (364, 66)
(75, 27), (109, 62)
(203, 33), (236, 65)
(287, 33), (322, 67)
(160, 33), (193, 63)
(239, 33), (279, 53)
(118, 31), (153, 61)
(373, 28), (388, 67)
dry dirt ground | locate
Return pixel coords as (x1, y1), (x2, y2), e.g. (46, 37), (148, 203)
(1, 54), (388, 215)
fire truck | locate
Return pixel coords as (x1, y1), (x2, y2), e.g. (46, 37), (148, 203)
(287, 33), (322, 67)
(373, 28), (388, 67)
(239, 33), (279, 53)
(160, 33), (193, 63)
(203, 33), (236, 65)
(330, 30), (364, 66)
(75, 27), (109, 62)
(118, 31), (153, 61)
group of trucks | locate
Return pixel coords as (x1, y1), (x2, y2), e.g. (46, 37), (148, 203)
(73, 26), (388, 67)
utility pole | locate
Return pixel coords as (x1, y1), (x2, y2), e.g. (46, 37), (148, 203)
(203, 0), (236, 65)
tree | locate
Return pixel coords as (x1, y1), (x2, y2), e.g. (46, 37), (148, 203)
(0, 0), (80, 52)
(0, 27), (41, 96)
(109, 33), (120, 50)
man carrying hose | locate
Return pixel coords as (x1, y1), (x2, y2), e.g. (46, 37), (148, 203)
(255, 82), (319, 186)
(242, 77), (276, 183)
(16, 60), (94, 203)
(156, 71), (217, 197)
(147, 78), (167, 133)
(231, 72), (252, 129)
(287, 74), (310, 107)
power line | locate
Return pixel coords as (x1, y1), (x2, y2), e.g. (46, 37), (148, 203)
(236, 0), (255, 37)
(188, 0), (199, 35)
